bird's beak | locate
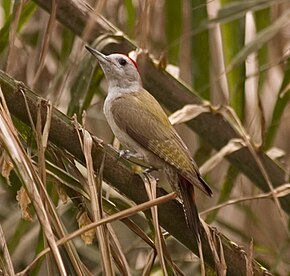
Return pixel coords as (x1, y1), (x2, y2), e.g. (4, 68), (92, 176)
(85, 45), (109, 64)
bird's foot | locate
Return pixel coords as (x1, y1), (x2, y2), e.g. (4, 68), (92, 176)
(118, 149), (157, 174)
(119, 149), (132, 159)
(119, 149), (145, 164)
(144, 167), (155, 174)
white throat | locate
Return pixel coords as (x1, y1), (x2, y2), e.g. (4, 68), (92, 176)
(107, 79), (142, 97)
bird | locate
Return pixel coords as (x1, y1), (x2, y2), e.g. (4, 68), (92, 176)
(85, 45), (213, 239)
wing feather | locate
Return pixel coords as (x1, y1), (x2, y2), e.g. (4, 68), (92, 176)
(110, 90), (212, 196)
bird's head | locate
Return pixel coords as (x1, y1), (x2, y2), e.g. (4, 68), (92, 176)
(86, 46), (141, 90)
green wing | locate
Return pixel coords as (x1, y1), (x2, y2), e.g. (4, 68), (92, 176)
(110, 90), (212, 196)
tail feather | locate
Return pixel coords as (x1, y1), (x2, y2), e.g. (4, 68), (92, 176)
(178, 175), (201, 239)
(197, 174), (213, 197)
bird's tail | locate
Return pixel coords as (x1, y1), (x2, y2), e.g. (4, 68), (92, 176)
(178, 174), (201, 240)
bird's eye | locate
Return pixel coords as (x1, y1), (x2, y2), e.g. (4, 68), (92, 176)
(118, 58), (127, 66)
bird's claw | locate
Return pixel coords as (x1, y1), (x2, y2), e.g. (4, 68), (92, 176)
(119, 149), (132, 159)
(118, 150), (156, 174)
(144, 167), (154, 174)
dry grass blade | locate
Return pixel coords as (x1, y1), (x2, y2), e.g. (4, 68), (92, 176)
(16, 186), (33, 221)
(273, 184), (290, 197)
(40, 99), (52, 150)
(119, 217), (155, 248)
(223, 106), (290, 238)
(201, 220), (227, 275)
(0, 223), (15, 275)
(141, 250), (156, 276)
(199, 138), (245, 175)
(141, 174), (182, 275)
(107, 225), (131, 276)
(138, 0), (152, 49)
(18, 192), (176, 275)
(142, 173), (169, 276)
(36, 98), (51, 187)
(217, 234), (227, 276)
(77, 211), (95, 245)
(43, 158), (90, 199)
(82, 129), (114, 275)
(201, 183), (290, 215)
(29, 99), (49, 233)
(0, 151), (14, 183)
(57, 0), (105, 109)
(22, 94), (85, 275)
(5, 0), (24, 73)
(32, 0), (57, 87)
(82, 0), (105, 42)
(169, 104), (210, 125)
(197, 239), (205, 276)
(226, 9), (290, 73)
(5, 91), (84, 275)
(0, 86), (66, 275)
(280, 81), (290, 98)
(246, 239), (254, 276)
(116, 197), (185, 275)
(266, 147), (285, 160)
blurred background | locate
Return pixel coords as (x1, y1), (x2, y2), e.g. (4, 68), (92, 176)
(0, 0), (289, 275)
